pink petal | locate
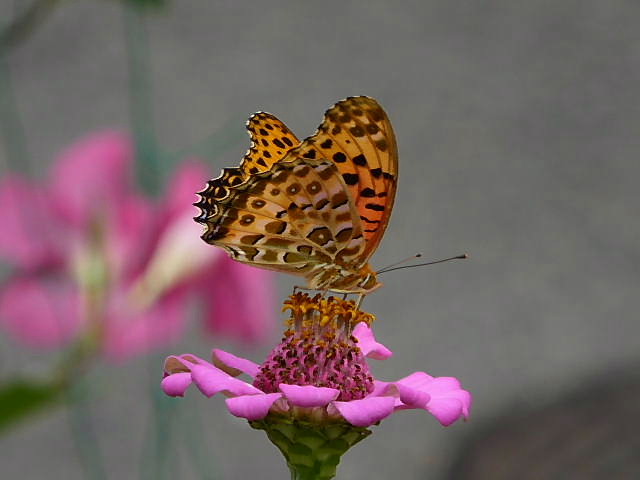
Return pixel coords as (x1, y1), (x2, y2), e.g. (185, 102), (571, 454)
(427, 397), (470, 426)
(395, 372), (436, 390)
(191, 364), (262, 397)
(106, 195), (156, 282)
(102, 288), (189, 361)
(225, 393), (282, 420)
(50, 130), (134, 228)
(163, 354), (211, 374)
(331, 397), (396, 427)
(396, 372), (472, 425)
(212, 349), (260, 378)
(279, 384), (339, 407)
(353, 323), (393, 360)
(0, 275), (84, 348)
(161, 372), (193, 397)
(199, 256), (276, 343)
(0, 175), (64, 270)
(163, 160), (210, 220)
(390, 383), (432, 409)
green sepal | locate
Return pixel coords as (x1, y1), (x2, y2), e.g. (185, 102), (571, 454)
(250, 415), (371, 480)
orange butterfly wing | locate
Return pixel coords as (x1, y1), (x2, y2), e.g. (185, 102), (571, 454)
(292, 96), (398, 262)
(195, 97), (397, 292)
(240, 112), (300, 175)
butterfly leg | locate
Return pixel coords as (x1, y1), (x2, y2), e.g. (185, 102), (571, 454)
(293, 285), (315, 295)
(355, 294), (365, 311)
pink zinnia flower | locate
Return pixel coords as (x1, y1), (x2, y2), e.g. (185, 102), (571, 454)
(162, 293), (471, 479)
(0, 130), (275, 360)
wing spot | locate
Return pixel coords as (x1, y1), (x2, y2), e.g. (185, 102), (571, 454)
(320, 139), (333, 149)
(342, 173), (359, 185)
(241, 234), (264, 245)
(283, 252), (306, 263)
(331, 192), (349, 208)
(240, 214), (255, 225)
(350, 126), (365, 137)
(287, 183), (302, 195)
(370, 108), (384, 122)
(306, 181), (321, 194)
(366, 123), (379, 134)
(283, 137), (294, 147)
(336, 227), (353, 242)
(294, 166), (311, 177)
(315, 198), (330, 210)
(273, 139), (286, 149)
(265, 221), (287, 234)
(360, 188), (376, 197)
(272, 171), (288, 184)
(317, 166), (334, 180)
(307, 226), (332, 246)
(365, 203), (385, 212)
(375, 139), (388, 151)
(333, 152), (347, 163)
(352, 154), (367, 166)
(370, 168), (382, 179)
(302, 149), (317, 159)
(259, 128), (268, 136)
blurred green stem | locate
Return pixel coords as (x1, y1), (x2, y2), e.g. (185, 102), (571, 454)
(141, 354), (176, 480)
(122, 2), (161, 195)
(66, 376), (107, 480)
(0, 50), (30, 172)
(0, 0), (66, 51)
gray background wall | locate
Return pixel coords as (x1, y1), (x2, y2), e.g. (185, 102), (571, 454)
(1, 1), (639, 479)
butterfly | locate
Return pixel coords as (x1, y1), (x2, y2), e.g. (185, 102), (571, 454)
(195, 96), (398, 294)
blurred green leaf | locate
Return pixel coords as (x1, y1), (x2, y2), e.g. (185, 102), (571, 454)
(0, 379), (63, 433)
(123, 0), (168, 9)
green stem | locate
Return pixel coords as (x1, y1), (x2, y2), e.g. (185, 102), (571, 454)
(121, 2), (161, 195)
(0, 0), (65, 51)
(251, 417), (372, 480)
(179, 400), (220, 479)
(0, 50), (30, 173)
(66, 376), (108, 480)
(140, 353), (177, 480)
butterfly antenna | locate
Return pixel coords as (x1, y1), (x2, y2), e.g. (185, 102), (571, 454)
(378, 254), (468, 275)
(376, 253), (423, 274)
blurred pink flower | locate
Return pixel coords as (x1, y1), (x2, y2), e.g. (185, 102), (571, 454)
(0, 130), (275, 360)
(161, 295), (471, 428)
